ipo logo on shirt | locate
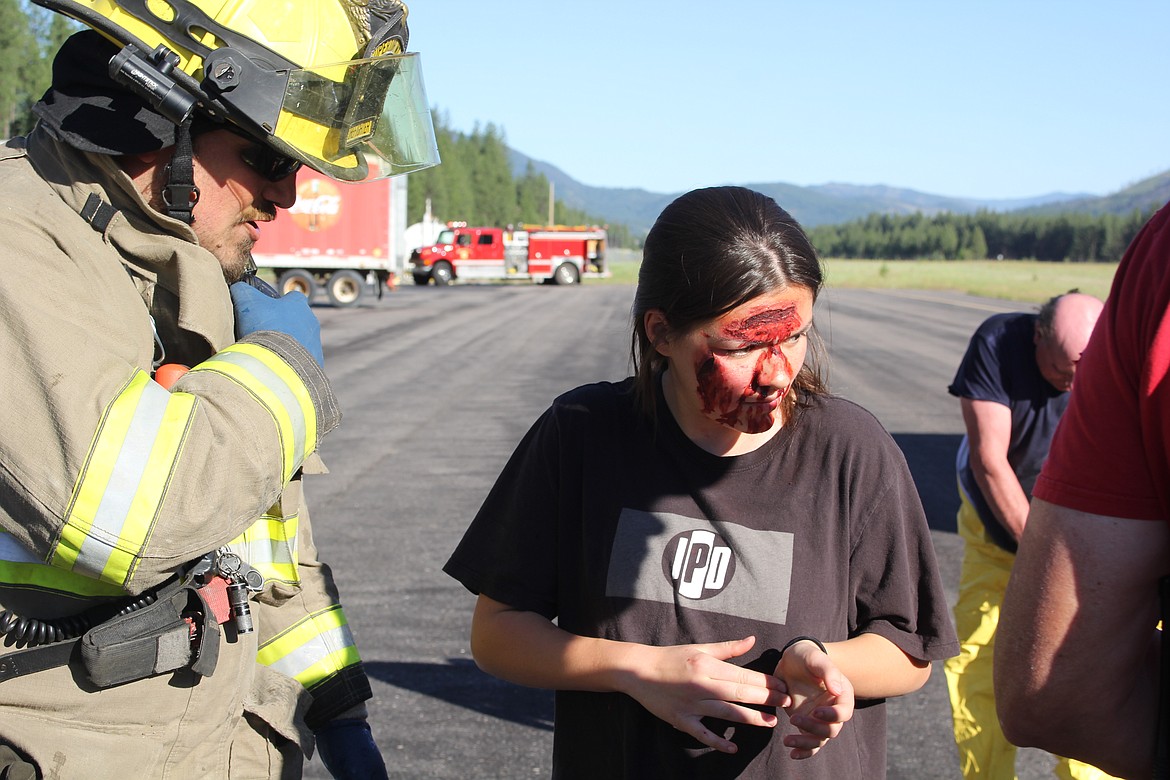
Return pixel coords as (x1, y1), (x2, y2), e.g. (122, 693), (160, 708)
(662, 530), (737, 600)
(607, 508), (792, 624)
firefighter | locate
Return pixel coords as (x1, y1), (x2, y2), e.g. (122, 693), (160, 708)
(0, 0), (439, 776)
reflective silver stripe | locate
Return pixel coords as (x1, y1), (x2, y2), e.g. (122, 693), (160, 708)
(264, 623), (355, 680)
(74, 381), (170, 578)
(230, 539), (294, 568)
(210, 351), (306, 462)
(0, 531), (126, 597)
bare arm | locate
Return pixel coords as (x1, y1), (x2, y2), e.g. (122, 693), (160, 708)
(961, 397), (1031, 541)
(469, 594), (789, 754)
(996, 498), (1169, 777)
(822, 633), (931, 699)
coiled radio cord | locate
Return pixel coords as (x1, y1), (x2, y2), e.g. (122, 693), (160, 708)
(0, 592), (158, 648)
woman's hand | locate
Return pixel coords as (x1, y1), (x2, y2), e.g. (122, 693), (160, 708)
(774, 639), (855, 759)
(618, 635), (790, 754)
(471, 599), (796, 756)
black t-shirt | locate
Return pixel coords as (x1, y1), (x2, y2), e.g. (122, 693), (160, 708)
(445, 379), (958, 779)
(948, 312), (1067, 552)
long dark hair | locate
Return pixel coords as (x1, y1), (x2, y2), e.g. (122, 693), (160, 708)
(631, 186), (827, 419)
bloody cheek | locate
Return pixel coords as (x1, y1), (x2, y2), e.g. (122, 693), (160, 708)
(695, 355), (731, 418)
(695, 354), (777, 433)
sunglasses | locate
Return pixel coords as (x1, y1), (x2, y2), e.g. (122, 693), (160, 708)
(239, 143), (303, 182)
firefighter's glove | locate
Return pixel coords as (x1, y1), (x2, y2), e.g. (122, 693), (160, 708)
(229, 282), (324, 366)
(314, 718), (388, 780)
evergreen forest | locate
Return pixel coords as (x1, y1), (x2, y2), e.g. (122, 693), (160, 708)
(807, 207), (1156, 264)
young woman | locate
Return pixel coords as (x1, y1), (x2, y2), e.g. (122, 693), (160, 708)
(444, 186), (958, 778)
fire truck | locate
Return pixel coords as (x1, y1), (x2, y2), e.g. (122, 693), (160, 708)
(408, 223), (607, 286)
(251, 166), (408, 307)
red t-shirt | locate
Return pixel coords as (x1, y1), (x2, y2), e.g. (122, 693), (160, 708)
(1033, 203), (1170, 520)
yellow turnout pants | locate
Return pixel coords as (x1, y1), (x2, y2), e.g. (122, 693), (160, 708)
(944, 488), (1118, 780)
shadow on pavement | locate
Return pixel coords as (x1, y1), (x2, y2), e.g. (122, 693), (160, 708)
(892, 432), (962, 534)
(365, 658), (554, 731)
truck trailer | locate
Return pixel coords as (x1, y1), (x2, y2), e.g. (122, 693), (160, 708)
(252, 167), (408, 307)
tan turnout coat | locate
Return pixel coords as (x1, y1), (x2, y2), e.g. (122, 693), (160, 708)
(0, 129), (368, 778)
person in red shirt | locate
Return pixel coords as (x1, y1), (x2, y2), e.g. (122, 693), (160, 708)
(997, 202), (1170, 778)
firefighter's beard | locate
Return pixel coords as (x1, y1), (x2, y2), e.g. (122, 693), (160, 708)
(210, 204), (278, 284)
(218, 245), (252, 284)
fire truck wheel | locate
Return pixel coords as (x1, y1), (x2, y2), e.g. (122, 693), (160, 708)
(279, 269), (317, 299)
(431, 261), (454, 286)
(327, 270), (365, 307)
(553, 262), (581, 285)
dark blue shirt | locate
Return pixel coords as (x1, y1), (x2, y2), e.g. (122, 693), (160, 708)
(949, 312), (1066, 553)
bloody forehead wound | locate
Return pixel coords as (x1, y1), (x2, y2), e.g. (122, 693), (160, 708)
(722, 304), (801, 341)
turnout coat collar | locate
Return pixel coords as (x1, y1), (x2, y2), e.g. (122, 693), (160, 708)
(24, 127), (236, 354)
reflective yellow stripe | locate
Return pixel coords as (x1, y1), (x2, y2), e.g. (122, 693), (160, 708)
(188, 343), (317, 482)
(52, 371), (197, 587)
(0, 532), (124, 597)
(256, 606), (360, 689)
(226, 511), (300, 585)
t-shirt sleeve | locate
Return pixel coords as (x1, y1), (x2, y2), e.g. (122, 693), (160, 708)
(443, 405), (563, 619)
(847, 418), (960, 661)
(948, 318), (1009, 404)
(1034, 205), (1170, 521)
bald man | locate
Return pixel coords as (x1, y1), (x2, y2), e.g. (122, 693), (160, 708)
(942, 292), (1114, 780)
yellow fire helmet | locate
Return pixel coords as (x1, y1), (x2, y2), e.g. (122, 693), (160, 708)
(33, 0), (440, 181)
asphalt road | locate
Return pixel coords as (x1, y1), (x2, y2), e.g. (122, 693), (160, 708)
(299, 282), (1058, 779)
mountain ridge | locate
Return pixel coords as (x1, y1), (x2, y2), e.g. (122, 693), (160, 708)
(508, 149), (1167, 236)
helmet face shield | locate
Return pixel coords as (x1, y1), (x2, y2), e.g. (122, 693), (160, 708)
(276, 52), (439, 181)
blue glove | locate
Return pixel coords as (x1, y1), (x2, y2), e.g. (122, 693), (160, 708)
(229, 281), (324, 366)
(314, 718), (388, 780)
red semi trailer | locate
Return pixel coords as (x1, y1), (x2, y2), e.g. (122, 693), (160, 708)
(252, 166), (408, 306)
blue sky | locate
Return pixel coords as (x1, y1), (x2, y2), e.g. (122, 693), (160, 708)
(406, 1), (1170, 200)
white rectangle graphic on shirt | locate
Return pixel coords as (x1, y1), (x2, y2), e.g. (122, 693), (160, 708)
(605, 508), (794, 625)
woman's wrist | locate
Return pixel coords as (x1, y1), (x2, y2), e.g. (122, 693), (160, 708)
(781, 635), (828, 656)
(601, 637), (654, 695)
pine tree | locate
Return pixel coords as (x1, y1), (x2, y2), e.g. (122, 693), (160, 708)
(0, 0), (38, 137)
(1, 2), (79, 138)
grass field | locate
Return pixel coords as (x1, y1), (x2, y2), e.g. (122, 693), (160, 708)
(601, 249), (1118, 304)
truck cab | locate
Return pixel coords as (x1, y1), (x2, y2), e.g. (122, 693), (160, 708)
(410, 226), (507, 285)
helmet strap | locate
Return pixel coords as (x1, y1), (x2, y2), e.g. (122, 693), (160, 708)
(162, 116), (200, 224)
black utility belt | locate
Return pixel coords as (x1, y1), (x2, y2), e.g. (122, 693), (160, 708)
(0, 550), (264, 688)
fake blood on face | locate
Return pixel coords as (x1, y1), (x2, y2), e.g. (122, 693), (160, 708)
(694, 304), (803, 434)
